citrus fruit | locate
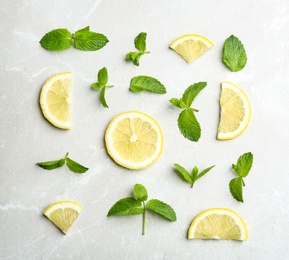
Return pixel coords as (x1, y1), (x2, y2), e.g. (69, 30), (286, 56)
(44, 200), (82, 234)
(105, 111), (164, 170)
(188, 208), (248, 241)
(169, 34), (214, 63)
(217, 81), (251, 140)
(39, 72), (72, 129)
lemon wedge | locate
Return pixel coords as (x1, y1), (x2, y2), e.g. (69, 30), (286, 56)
(105, 111), (164, 170)
(40, 72), (72, 129)
(44, 200), (83, 234)
(169, 34), (214, 63)
(217, 81), (251, 140)
(188, 208), (248, 241)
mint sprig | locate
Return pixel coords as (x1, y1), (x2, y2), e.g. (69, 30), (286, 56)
(126, 32), (150, 66)
(229, 152), (253, 202)
(129, 75), (166, 94)
(170, 82), (207, 141)
(107, 184), (176, 235)
(40, 26), (108, 52)
(91, 67), (114, 108)
(36, 153), (88, 174)
(222, 35), (247, 72)
(174, 164), (215, 188)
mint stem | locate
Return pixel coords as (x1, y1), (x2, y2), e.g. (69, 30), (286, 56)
(242, 178), (246, 186)
(142, 202), (146, 235)
(65, 152), (69, 158)
(193, 108), (199, 112)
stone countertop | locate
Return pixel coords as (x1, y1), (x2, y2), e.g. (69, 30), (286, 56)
(1, 0), (289, 259)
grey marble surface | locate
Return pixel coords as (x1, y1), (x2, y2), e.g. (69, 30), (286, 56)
(1, 0), (289, 259)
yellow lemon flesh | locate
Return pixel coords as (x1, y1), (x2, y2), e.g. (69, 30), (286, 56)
(44, 200), (82, 234)
(217, 81), (251, 140)
(188, 208), (248, 241)
(169, 34), (214, 63)
(105, 111), (164, 170)
(39, 72), (72, 129)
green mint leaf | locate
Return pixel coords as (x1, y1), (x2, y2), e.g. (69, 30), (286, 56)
(65, 157), (88, 174)
(97, 67), (108, 86)
(146, 199), (176, 221)
(169, 98), (182, 108)
(129, 75), (166, 94)
(191, 166), (199, 181)
(74, 26), (109, 51)
(91, 82), (102, 90)
(174, 164), (193, 184)
(178, 108), (201, 142)
(99, 87), (108, 108)
(196, 165), (215, 180)
(181, 82), (207, 107)
(222, 35), (247, 72)
(229, 177), (244, 202)
(134, 32), (147, 52)
(36, 158), (65, 170)
(40, 28), (72, 51)
(107, 197), (143, 216)
(125, 52), (142, 66)
(133, 184), (148, 202)
(232, 152), (253, 177)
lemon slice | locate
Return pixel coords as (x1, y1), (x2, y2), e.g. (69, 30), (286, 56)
(188, 208), (248, 241)
(217, 81), (251, 140)
(169, 34), (214, 63)
(105, 111), (164, 170)
(44, 200), (82, 234)
(40, 72), (72, 129)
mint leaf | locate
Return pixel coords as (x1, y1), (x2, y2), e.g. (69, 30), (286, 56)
(178, 108), (200, 142)
(133, 184), (148, 202)
(65, 157), (89, 174)
(91, 82), (102, 90)
(36, 158), (65, 170)
(232, 152), (253, 178)
(98, 67), (108, 86)
(229, 177), (244, 202)
(107, 184), (177, 235)
(91, 67), (113, 108)
(36, 153), (88, 174)
(134, 32), (147, 52)
(40, 28), (72, 51)
(222, 35), (247, 72)
(130, 75), (166, 94)
(146, 199), (176, 221)
(196, 165), (215, 180)
(181, 82), (207, 107)
(107, 198), (143, 216)
(74, 26), (109, 51)
(169, 98), (182, 108)
(99, 87), (108, 108)
(126, 32), (149, 66)
(174, 164), (193, 183)
(191, 166), (198, 181)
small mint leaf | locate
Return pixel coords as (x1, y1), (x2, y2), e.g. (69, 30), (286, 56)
(66, 157), (88, 174)
(91, 82), (102, 89)
(129, 76), (166, 94)
(107, 197), (143, 216)
(232, 152), (253, 178)
(196, 165), (215, 180)
(177, 108), (201, 142)
(98, 67), (108, 86)
(229, 177), (244, 202)
(181, 82), (207, 107)
(134, 32), (147, 52)
(174, 164), (193, 184)
(100, 87), (108, 108)
(40, 28), (72, 51)
(146, 199), (176, 221)
(133, 184), (148, 202)
(169, 98), (182, 108)
(36, 158), (65, 170)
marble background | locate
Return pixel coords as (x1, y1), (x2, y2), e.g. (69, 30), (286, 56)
(1, 0), (289, 259)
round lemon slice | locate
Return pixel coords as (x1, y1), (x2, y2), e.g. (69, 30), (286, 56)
(188, 208), (248, 241)
(169, 34), (214, 63)
(105, 111), (164, 170)
(217, 81), (251, 140)
(44, 200), (83, 234)
(40, 72), (72, 129)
